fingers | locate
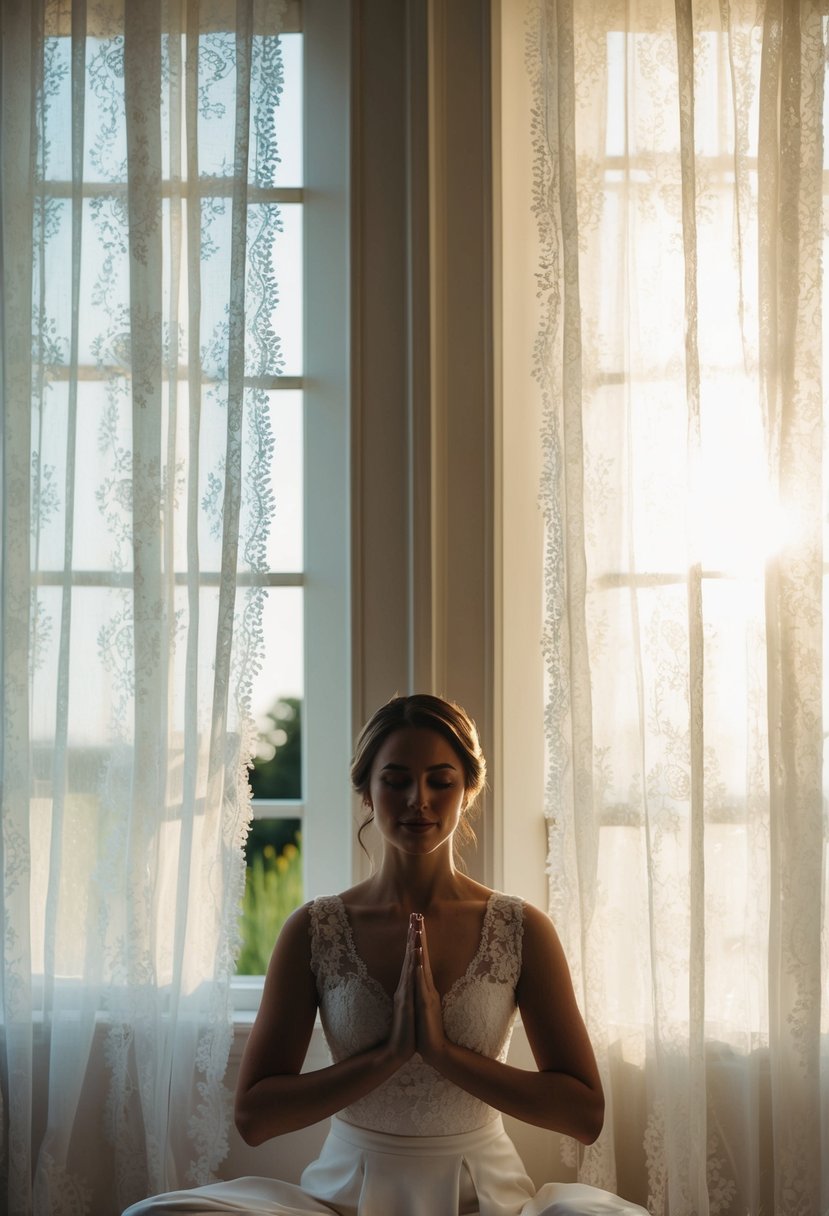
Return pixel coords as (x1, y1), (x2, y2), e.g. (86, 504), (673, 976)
(410, 913), (434, 986)
(409, 912), (424, 970)
(417, 915), (430, 972)
(395, 918), (419, 998)
(408, 916), (445, 1063)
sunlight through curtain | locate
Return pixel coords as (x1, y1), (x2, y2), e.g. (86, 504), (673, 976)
(0, 1), (287, 1211)
(529, 1), (829, 1212)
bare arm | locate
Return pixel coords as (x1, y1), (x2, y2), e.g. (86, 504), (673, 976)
(234, 905), (417, 1145)
(414, 905), (604, 1143)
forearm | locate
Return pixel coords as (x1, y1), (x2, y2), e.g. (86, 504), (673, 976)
(235, 1043), (403, 1144)
(427, 1041), (604, 1144)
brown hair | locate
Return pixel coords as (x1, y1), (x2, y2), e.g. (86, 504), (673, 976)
(351, 694), (486, 852)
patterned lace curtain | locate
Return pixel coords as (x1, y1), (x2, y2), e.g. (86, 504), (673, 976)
(0, 1), (286, 1211)
(530, 1), (829, 1213)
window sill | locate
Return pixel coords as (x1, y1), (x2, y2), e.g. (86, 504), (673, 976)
(231, 975), (266, 1014)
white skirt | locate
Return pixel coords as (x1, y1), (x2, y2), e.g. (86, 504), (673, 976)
(122, 1116), (649, 1216)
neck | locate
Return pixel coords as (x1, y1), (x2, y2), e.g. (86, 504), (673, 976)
(371, 846), (465, 912)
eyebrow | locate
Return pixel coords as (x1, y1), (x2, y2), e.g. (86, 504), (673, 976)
(380, 762), (457, 772)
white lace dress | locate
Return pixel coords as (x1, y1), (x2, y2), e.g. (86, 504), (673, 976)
(123, 894), (648, 1216)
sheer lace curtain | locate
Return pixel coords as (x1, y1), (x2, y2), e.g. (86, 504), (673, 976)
(0, 2), (286, 1212)
(529, 1), (829, 1213)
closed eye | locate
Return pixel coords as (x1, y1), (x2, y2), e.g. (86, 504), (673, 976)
(381, 777), (454, 790)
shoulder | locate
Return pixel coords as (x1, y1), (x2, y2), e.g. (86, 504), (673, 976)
(305, 893), (345, 922)
(513, 902), (575, 995)
(519, 899), (556, 938)
(516, 900), (565, 952)
(484, 889), (525, 937)
(489, 889), (525, 913)
(281, 896), (349, 935)
(480, 896), (566, 971)
(486, 895), (555, 928)
(267, 897), (342, 969)
(265, 901), (313, 973)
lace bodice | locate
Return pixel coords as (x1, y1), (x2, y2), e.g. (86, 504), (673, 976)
(308, 892), (524, 1135)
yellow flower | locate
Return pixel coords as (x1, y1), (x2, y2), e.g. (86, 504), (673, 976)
(283, 843), (298, 861)
(276, 855), (289, 874)
(263, 844), (276, 859)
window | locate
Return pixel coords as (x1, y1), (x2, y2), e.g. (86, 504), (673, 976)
(584, 24), (820, 1031)
(21, 0), (351, 998)
(497, 1), (829, 1041)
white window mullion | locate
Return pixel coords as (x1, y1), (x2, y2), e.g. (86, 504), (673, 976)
(301, 0), (352, 900)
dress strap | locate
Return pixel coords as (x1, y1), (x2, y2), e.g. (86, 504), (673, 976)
(469, 893), (524, 987)
(308, 895), (359, 986)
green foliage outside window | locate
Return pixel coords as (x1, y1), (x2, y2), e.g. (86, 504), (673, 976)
(237, 832), (303, 975)
(249, 696), (302, 800)
(237, 695), (304, 975)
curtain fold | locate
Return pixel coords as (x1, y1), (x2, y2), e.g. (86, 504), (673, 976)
(0, 2), (287, 1212)
(530, 1), (829, 1212)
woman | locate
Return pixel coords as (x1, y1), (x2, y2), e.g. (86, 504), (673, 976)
(126, 695), (647, 1216)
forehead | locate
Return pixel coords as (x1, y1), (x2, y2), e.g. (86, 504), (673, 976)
(372, 726), (460, 770)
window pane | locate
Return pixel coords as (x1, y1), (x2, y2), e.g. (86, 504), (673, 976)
(272, 33), (303, 188)
(249, 694), (302, 800)
(260, 389), (303, 572)
(237, 817), (302, 975)
(31, 585), (136, 744)
(250, 588), (304, 786)
(267, 204), (304, 375)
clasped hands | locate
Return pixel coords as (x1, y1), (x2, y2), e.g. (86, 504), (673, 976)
(387, 913), (447, 1067)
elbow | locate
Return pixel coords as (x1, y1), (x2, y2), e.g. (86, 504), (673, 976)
(576, 1087), (605, 1145)
(234, 1096), (264, 1147)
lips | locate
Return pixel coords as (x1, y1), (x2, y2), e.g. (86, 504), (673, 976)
(401, 820), (436, 831)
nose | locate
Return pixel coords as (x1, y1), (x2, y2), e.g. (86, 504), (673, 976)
(407, 779), (429, 810)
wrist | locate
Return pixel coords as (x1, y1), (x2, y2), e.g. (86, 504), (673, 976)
(420, 1034), (451, 1072)
(377, 1037), (412, 1073)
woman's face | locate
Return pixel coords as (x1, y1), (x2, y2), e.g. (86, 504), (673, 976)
(367, 726), (467, 857)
